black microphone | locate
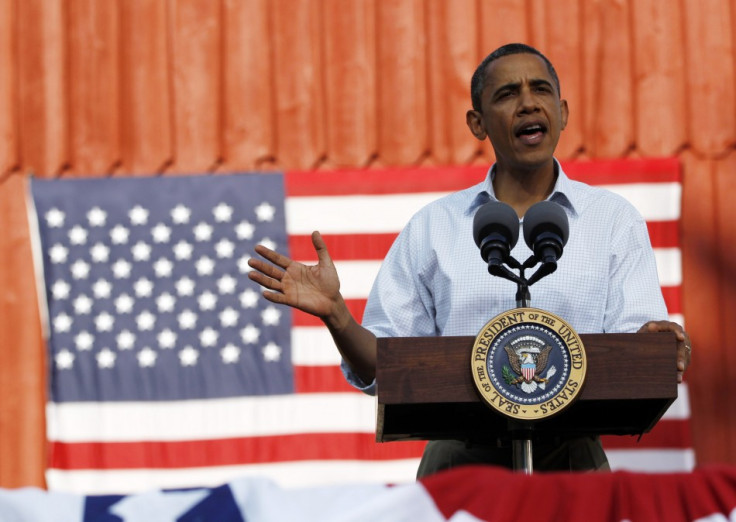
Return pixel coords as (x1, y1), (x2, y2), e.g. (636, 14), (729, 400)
(522, 201), (569, 266)
(473, 201), (520, 268)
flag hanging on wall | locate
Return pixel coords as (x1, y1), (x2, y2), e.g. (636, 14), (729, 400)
(29, 159), (691, 495)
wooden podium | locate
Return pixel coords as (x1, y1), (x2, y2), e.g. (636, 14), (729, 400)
(376, 332), (678, 444)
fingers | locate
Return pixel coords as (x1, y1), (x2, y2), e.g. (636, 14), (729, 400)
(639, 320), (691, 383)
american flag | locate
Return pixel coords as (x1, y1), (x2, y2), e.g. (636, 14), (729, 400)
(30, 160), (692, 495)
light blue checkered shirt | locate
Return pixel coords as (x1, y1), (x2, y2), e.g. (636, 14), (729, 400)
(343, 161), (668, 394)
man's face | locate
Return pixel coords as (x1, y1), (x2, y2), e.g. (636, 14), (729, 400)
(467, 53), (568, 174)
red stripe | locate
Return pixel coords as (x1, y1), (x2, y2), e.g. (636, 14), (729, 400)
(294, 364), (358, 394)
(285, 166), (487, 197)
(48, 434), (426, 470)
(601, 419), (692, 449)
(661, 286), (681, 315)
(561, 158), (681, 185)
(646, 220), (680, 249)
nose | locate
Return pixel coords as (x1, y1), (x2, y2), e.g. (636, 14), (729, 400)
(517, 88), (540, 114)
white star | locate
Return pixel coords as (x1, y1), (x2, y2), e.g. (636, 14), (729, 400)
(89, 243), (110, 263)
(95, 311), (115, 332)
(219, 307), (239, 327)
(115, 293), (135, 313)
(240, 324), (260, 344)
(262, 342), (282, 362)
(214, 239), (235, 258)
(151, 223), (172, 243)
(261, 305), (282, 326)
(73, 294), (93, 315)
(87, 207), (107, 227)
(156, 292), (176, 313)
(69, 226), (88, 245)
(175, 277), (195, 296)
(235, 221), (255, 240)
(220, 343), (240, 364)
(255, 201), (276, 222)
(117, 330), (136, 350)
(92, 279), (112, 299)
(70, 259), (91, 279)
(74, 331), (94, 351)
(259, 238), (276, 251)
(153, 257), (173, 278)
(134, 278), (154, 297)
(53, 313), (73, 333)
(193, 222), (213, 242)
(96, 348), (116, 368)
(129, 205), (149, 225)
(158, 328), (177, 349)
(178, 309), (197, 329)
(237, 255), (253, 273)
(52, 280), (71, 300)
(199, 327), (218, 347)
(239, 288), (259, 308)
(217, 274), (237, 294)
(136, 310), (156, 331)
(213, 202), (234, 222)
(49, 244), (68, 264)
(137, 347), (157, 367)
(131, 241), (152, 261)
(45, 208), (65, 227)
(195, 256), (215, 276)
(171, 204), (192, 224)
(198, 291), (217, 311)
(179, 346), (199, 366)
(110, 225), (130, 244)
(173, 240), (193, 260)
(55, 349), (74, 369)
(112, 259), (132, 279)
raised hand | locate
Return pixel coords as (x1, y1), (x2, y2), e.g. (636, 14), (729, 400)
(247, 231), (342, 320)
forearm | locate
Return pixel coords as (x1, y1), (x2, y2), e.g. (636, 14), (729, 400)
(322, 295), (377, 385)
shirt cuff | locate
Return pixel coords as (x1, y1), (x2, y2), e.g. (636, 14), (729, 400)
(340, 359), (376, 396)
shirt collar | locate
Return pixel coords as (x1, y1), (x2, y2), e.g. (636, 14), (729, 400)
(469, 159), (579, 218)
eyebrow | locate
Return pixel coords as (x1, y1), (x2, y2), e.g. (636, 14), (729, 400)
(492, 78), (555, 97)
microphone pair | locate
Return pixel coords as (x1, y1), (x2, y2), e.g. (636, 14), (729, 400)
(472, 200), (569, 269)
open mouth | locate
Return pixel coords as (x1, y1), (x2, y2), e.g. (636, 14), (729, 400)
(515, 123), (547, 145)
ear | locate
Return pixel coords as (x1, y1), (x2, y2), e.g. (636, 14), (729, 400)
(466, 110), (487, 141)
(559, 99), (569, 130)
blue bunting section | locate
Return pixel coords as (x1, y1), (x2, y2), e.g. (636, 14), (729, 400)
(2, 465), (736, 521)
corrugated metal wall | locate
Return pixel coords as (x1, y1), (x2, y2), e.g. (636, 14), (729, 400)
(1, 0), (735, 488)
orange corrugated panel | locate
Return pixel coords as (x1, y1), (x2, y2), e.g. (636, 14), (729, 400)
(168, 0), (222, 174)
(17, 0), (68, 178)
(0, 0), (18, 176)
(580, 1), (634, 158)
(67, 0), (121, 176)
(271, 0), (326, 170)
(425, 0), (479, 165)
(682, 0), (736, 156)
(0, 176), (47, 488)
(631, 0), (687, 157)
(321, 0), (377, 168)
(530, 0), (585, 161)
(119, 0), (172, 175)
(375, 0), (428, 166)
(221, 0), (275, 171)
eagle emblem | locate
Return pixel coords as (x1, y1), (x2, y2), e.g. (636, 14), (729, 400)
(503, 337), (556, 394)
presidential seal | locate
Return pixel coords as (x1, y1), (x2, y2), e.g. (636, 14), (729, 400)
(471, 308), (586, 421)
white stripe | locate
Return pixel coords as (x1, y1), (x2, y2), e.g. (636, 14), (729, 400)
(292, 327), (342, 366)
(46, 459), (422, 495)
(47, 393), (377, 443)
(662, 383), (691, 420)
(655, 248), (682, 286)
(286, 193), (448, 235)
(600, 182), (681, 221)
(606, 449), (695, 472)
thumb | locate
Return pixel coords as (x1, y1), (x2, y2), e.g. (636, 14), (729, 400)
(311, 231), (334, 266)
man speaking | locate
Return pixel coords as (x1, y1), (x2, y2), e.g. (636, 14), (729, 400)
(248, 43), (692, 476)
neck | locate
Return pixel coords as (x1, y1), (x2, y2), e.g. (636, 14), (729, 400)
(492, 161), (557, 217)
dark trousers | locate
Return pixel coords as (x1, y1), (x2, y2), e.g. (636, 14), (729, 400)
(416, 436), (610, 478)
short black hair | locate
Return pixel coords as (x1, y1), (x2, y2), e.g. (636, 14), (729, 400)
(470, 43), (561, 112)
